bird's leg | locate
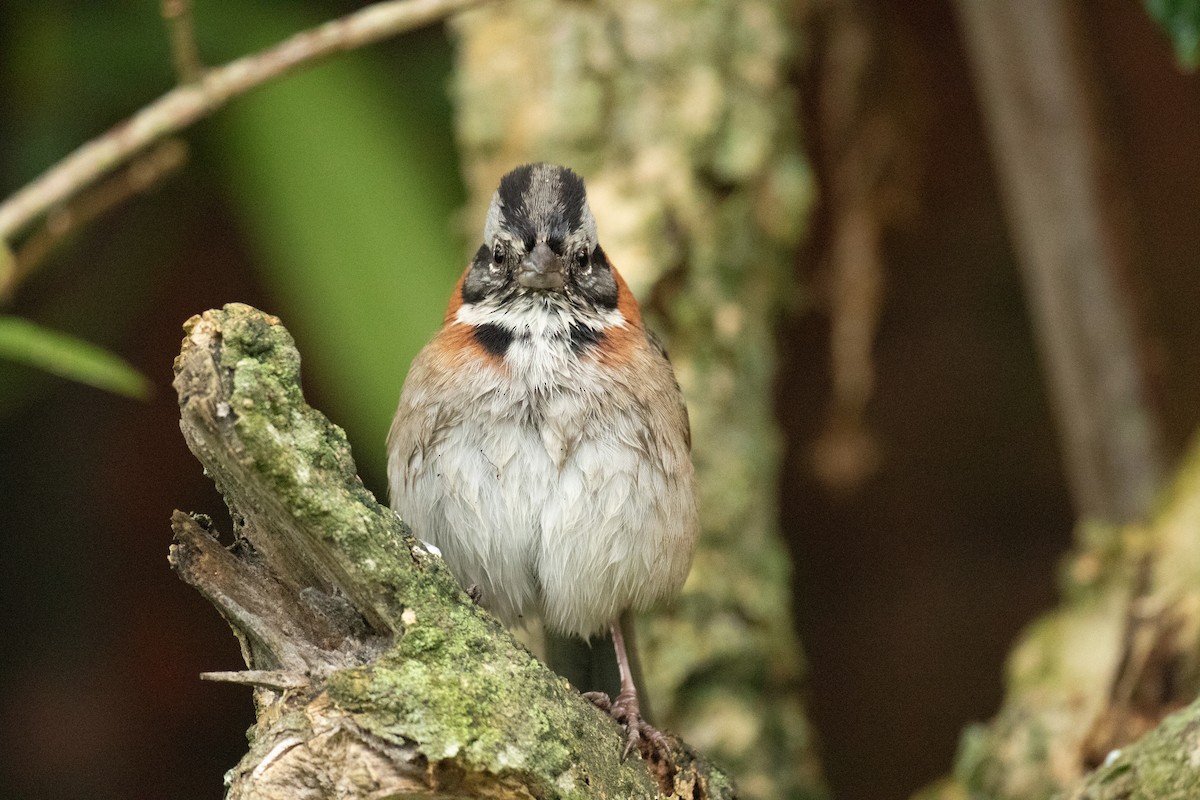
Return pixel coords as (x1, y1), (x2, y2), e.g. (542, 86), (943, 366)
(584, 613), (670, 762)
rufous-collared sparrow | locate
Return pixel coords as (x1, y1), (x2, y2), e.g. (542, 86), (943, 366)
(387, 163), (697, 758)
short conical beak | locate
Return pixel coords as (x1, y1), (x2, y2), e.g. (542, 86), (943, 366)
(516, 241), (566, 291)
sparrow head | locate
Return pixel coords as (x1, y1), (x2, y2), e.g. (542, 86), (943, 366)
(461, 163), (618, 309)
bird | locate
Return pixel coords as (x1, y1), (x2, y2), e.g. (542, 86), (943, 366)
(387, 162), (698, 759)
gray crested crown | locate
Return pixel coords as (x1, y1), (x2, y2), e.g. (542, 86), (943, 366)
(483, 163), (598, 253)
(461, 163), (618, 311)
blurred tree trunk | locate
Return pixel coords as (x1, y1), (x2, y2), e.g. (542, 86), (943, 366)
(956, 0), (1165, 526)
(450, 3), (825, 799)
(918, 3), (1200, 799)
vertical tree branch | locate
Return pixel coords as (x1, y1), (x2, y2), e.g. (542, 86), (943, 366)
(955, 0), (1165, 524)
(806, 0), (920, 491)
(161, 0), (205, 83)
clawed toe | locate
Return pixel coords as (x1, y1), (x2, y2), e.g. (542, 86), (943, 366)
(587, 690), (670, 764)
(582, 617), (676, 787)
(583, 691), (612, 713)
(584, 691), (635, 758)
(617, 713), (642, 761)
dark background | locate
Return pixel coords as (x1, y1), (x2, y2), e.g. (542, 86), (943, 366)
(2, 1), (1198, 799)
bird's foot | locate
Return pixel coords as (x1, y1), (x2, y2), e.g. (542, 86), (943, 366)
(584, 689), (671, 766)
(465, 584), (482, 604)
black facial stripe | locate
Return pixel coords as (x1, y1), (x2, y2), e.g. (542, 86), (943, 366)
(497, 165), (537, 248)
(461, 244), (494, 305)
(592, 244), (609, 270)
(568, 322), (605, 354)
(496, 164), (534, 214)
(473, 323), (514, 357)
(573, 245), (618, 309)
(558, 169), (587, 231)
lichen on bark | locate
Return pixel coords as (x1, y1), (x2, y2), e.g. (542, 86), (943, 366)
(933, 437), (1200, 800)
(1060, 693), (1200, 800)
(171, 303), (733, 799)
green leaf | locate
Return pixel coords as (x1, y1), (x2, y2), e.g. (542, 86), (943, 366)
(1146, 0), (1200, 70)
(0, 315), (151, 399)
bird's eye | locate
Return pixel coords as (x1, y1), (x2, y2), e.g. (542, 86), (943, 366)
(491, 243), (505, 268)
(573, 250), (589, 272)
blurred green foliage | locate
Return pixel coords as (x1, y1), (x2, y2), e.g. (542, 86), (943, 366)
(0, 0), (466, 480)
(1146, 0), (1200, 68)
(201, 1), (467, 481)
(0, 2), (173, 409)
(1, 6), (465, 796)
(0, 315), (150, 398)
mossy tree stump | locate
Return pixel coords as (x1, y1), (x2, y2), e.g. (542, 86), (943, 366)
(169, 303), (734, 799)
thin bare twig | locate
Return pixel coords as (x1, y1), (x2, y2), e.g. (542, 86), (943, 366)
(0, 0), (488, 247)
(2, 139), (188, 302)
(201, 670), (309, 690)
(162, 0), (205, 83)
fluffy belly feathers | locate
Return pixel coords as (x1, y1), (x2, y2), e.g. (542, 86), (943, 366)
(393, 392), (695, 638)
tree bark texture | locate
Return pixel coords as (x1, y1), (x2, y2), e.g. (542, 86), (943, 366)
(170, 303), (735, 799)
(452, 4), (824, 799)
(914, 434), (1200, 800)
